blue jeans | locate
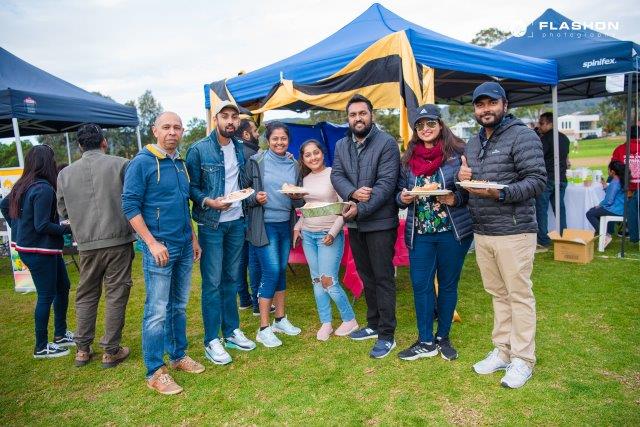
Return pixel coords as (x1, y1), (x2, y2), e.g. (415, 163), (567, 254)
(141, 240), (193, 378)
(199, 219), (244, 344)
(301, 230), (355, 324)
(628, 191), (639, 242)
(408, 231), (472, 343)
(238, 241), (262, 309)
(256, 221), (290, 299)
(536, 180), (567, 246)
(19, 253), (70, 350)
(586, 206), (617, 233)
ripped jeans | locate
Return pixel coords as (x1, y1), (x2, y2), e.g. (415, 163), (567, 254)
(301, 230), (355, 324)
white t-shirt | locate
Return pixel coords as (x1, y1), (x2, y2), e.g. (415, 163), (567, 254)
(219, 142), (243, 222)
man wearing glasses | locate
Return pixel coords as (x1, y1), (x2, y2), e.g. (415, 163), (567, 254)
(457, 82), (546, 389)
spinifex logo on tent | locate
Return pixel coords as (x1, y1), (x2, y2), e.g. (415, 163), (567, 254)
(23, 97), (37, 114)
(582, 58), (617, 69)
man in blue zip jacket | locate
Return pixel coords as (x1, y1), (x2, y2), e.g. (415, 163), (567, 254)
(122, 111), (204, 395)
(186, 101), (257, 366)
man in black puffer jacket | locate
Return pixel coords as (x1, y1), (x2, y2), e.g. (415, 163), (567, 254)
(458, 82), (546, 389)
(331, 94), (400, 359)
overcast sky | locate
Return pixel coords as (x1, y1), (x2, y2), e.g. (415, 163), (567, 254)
(1, 0), (638, 125)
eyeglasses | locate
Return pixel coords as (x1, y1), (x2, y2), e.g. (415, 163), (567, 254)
(478, 138), (489, 160)
(415, 120), (439, 131)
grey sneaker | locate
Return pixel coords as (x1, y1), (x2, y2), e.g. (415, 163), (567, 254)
(204, 339), (232, 365)
(225, 329), (257, 351)
(256, 326), (282, 348)
(473, 348), (509, 374)
(501, 358), (533, 389)
(272, 316), (301, 336)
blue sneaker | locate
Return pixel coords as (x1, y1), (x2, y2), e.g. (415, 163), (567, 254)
(370, 339), (396, 359)
(349, 327), (378, 341)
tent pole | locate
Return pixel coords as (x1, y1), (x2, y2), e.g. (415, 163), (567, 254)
(551, 86), (561, 233)
(136, 126), (142, 152)
(621, 73), (633, 258)
(206, 108), (211, 134)
(65, 132), (72, 164)
(12, 118), (25, 168)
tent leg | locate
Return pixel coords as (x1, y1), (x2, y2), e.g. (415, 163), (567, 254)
(136, 126), (142, 152)
(206, 108), (211, 135)
(551, 86), (561, 233)
(65, 132), (72, 164)
(621, 73), (633, 258)
(12, 118), (24, 168)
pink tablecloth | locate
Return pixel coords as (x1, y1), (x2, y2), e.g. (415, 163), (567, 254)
(288, 220), (408, 299)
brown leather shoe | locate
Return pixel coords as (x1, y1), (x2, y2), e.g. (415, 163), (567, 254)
(170, 355), (205, 374)
(75, 347), (93, 367)
(147, 366), (183, 395)
(102, 346), (130, 368)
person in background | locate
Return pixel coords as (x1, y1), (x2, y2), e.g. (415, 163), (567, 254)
(245, 121), (304, 348)
(611, 125), (639, 243)
(330, 94), (400, 359)
(395, 104), (473, 362)
(293, 139), (358, 341)
(122, 112), (204, 395)
(458, 82), (546, 389)
(186, 101), (256, 366)
(535, 112), (570, 252)
(57, 124), (135, 368)
(586, 160), (626, 248)
(1, 145), (74, 359)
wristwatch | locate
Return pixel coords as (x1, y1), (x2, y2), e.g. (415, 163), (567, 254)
(498, 189), (506, 202)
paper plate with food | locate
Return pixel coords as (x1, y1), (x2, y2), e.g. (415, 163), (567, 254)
(406, 182), (452, 196)
(221, 188), (255, 203)
(278, 183), (309, 194)
(456, 180), (509, 190)
(300, 202), (350, 218)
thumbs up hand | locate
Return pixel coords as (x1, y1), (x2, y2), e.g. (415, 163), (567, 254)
(458, 155), (472, 181)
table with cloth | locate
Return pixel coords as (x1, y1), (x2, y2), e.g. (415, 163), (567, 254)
(547, 183), (605, 232)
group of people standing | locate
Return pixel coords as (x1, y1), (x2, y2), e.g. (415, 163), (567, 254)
(1, 81), (547, 395)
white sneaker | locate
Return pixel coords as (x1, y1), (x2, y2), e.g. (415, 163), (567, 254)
(272, 316), (301, 336)
(224, 329), (256, 351)
(473, 348), (509, 375)
(204, 339), (232, 365)
(501, 358), (533, 389)
(256, 326), (282, 348)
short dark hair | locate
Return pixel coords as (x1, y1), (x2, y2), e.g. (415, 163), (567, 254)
(77, 123), (105, 150)
(608, 160), (625, 179)
(235, 118), (255, 138)
(265, 121), (289, 140)
(346, 94), (373, 114)
(629, 125), (639, 139)
(539, 112), (553, 124)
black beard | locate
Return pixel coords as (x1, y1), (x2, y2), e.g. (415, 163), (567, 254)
(247, 135), (259, 146)
(219, 127), (235, 138)
(350, 121), (373, 139)
(474, 110), (505, 129)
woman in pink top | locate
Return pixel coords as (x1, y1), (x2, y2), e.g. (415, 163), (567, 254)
(293, 140), (358, 341)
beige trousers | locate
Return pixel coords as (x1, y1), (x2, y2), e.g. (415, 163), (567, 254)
(474, 233), (537, 366)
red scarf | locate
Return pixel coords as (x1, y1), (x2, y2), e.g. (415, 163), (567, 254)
(409, 140), (444, 177)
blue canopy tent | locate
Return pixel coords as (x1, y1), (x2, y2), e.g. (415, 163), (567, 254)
(495, 9), (639, 256)
(204, 3), (557, 144)
(0, 47), (141, 166)
(279, 121), (348, 167)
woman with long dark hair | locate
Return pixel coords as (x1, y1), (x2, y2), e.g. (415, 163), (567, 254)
(293, 140), (358, 341)
(0, 145), (74, 358)
(395, 104), (473, 362)
(245, 122), (305, 348)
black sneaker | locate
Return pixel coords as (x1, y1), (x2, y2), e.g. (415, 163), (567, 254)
(34, 343), (70, 359)
(53, 331), (76, 348)
(436, 336), (458, 361)
(252, 305), (276, 316)
(398, 341), (438, 361)
(239, 302), (253, 310)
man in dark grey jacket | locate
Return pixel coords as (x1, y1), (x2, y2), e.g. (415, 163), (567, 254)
(331, 94), (400, 359)
(57, 124), (136, 369)
(458, 82), (546, 389)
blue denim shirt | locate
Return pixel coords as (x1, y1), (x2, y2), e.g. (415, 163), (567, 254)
(186, 131), (247, 229)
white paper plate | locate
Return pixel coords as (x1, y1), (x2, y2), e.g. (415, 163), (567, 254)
(278, 189), (309, 194)
(406, 189), (452, 196)
(221, 188), (254, 202)
(456, 181), (508, 190)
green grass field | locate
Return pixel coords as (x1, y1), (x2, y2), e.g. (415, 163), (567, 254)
(1, 239), (638, 425)
(570, 137), (624, 160)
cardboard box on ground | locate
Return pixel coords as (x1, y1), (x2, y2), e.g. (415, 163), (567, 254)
(548, 229), (596, 264)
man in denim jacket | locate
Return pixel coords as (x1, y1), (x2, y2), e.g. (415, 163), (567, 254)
(186, 101), (257, 366)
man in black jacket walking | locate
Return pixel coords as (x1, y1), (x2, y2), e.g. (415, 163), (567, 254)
(331, 94), (400, 359)
(458, 82), (546, 389)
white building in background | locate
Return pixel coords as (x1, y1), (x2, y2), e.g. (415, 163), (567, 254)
(557, 112), (602, 141)
(450, 120), (477, 141)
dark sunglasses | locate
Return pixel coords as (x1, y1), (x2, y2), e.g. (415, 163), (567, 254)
(415, 120), (439, 131)
(478, 139), (489, 160)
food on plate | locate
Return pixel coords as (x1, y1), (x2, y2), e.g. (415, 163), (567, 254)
(280, 183), (307, 193)
(222, 188), (254, 202)
(412, 182), (440, 191)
